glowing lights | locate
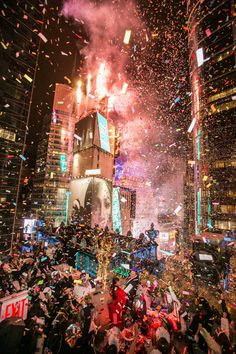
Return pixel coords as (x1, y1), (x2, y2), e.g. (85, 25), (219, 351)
(97, 112), (110, 153)
(197, 189), (201, 226)
(121, 82), (128, 94)
(207, 198), (213, 229)
(86, 73), (92, 96)
(108, 95), (115, 112)
(65, 191), (71, 224)
(187, 117), (196, 133)
(85, 169), (101, 175)
(112, 187), (122, 234)
(60, 154), (67, 172)
(123, 30), (131, 44)
(197, 129), (201, 160)
(96, 63), (108, 100)
(76, 80), (83, 104)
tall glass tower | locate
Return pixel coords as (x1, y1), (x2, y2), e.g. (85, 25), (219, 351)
(187, 0), (236, 234)
(0, 1), (45, 249)
(33, 84), (76, 227)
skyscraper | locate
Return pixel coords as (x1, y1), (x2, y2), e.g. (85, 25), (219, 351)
(0, 1), (44, 249)
(69, 111), (116, 228)
(187, 0), (236, 234)
(33, 83), (76, 226)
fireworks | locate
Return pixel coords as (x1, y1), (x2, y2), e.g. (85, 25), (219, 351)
(76, 80), (83, 104)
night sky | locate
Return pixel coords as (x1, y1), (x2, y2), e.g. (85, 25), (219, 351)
(27, 0), (190, 169)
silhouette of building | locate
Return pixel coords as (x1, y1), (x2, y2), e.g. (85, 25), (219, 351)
(188, 0), (236, 234)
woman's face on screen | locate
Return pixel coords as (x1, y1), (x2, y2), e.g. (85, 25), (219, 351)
(93, 180), (112, 228)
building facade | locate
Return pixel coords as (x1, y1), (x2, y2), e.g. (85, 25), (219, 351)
(188, 0), (236, 234)
(69, 111), (116, 228)
(33, 84), (76, 226)
(0, 0), (44, 248)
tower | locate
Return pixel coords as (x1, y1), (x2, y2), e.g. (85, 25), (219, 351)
(188, 0), (236, 235)
(33, 83), (76, 226)
(0, 0), (44, 248)
(69, 111), (116, 228)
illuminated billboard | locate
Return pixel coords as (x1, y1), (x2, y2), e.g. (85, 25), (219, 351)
(60, 154), (67, 172)
(74, 114), (95, 151)
(23, 219), (36, 234)
(69, 177), (112, 228)
(112, 187), (122, 234)
(97, 112), (110, 153)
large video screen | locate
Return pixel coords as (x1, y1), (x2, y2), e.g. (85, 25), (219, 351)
(74, 114), (95, 151)
(69, 177), (112, 229)
(97, 112), (111, 153)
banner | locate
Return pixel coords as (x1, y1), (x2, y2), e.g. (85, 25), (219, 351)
(0, 290), (28, 322)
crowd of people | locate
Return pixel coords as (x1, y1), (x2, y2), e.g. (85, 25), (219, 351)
(0, 222), (235, 354)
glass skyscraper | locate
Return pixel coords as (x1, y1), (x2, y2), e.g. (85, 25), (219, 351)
(33, 84), (76, 226)
(187, 0), (236, 234)
(0, 1), (44, 248)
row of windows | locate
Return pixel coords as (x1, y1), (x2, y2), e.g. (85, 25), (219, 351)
(212, 160), (236, 168)
(208, 86), (236, 103)
(219, 205), (236, 214)
(208, 99), (236, 116)
(214, 219), (236, 230)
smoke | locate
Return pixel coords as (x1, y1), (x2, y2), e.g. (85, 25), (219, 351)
(62, 0), (141, 92)
(62, 0), (185, 234)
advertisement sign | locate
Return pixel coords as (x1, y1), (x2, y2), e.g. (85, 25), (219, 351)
(69, 177), (112, 228)
(0, 290), (28, 322)
(97, 112), (110, 153)
(75, 114), (95, 151)
(23, 219), (36, 234)
(112, 187), (122, 234)
(60, 154), (67, 172)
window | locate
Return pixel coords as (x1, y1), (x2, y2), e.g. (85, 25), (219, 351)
(214, 220), (236, 230)
(0, 128), (16, 142)
(227, 191), (236, 197)
(208, 87), (236, 103)
(220, 205), (236, 214)
(212, 161), (225, 168)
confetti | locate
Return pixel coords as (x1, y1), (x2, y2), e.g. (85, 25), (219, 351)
(123, 30), (131, 44)
(38, 32), (48, 43)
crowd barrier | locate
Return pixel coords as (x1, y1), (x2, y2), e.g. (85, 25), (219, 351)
(75, 243), (157, 277)
(75, 250), (98, 277)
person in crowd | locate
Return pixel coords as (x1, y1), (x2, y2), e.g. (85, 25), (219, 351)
(0, 221), (235, 354)
(109, 277), (127, 327)
(124, 269), (140, 306)
(215, 321), (234, 354)
(155, 319), (171, 344)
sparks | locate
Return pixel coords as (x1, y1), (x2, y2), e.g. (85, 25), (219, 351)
(76, 80), (83, 104)
(86, 73), (92, 96)
(96, 63), (108, 101)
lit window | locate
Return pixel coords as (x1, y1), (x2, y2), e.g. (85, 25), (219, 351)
(208, 100), (236, 115)
(208, 87), (236, 103)
(220, 205), (236, 214)
(214, 220), (236, 230)
(0, 128), (16, 142)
